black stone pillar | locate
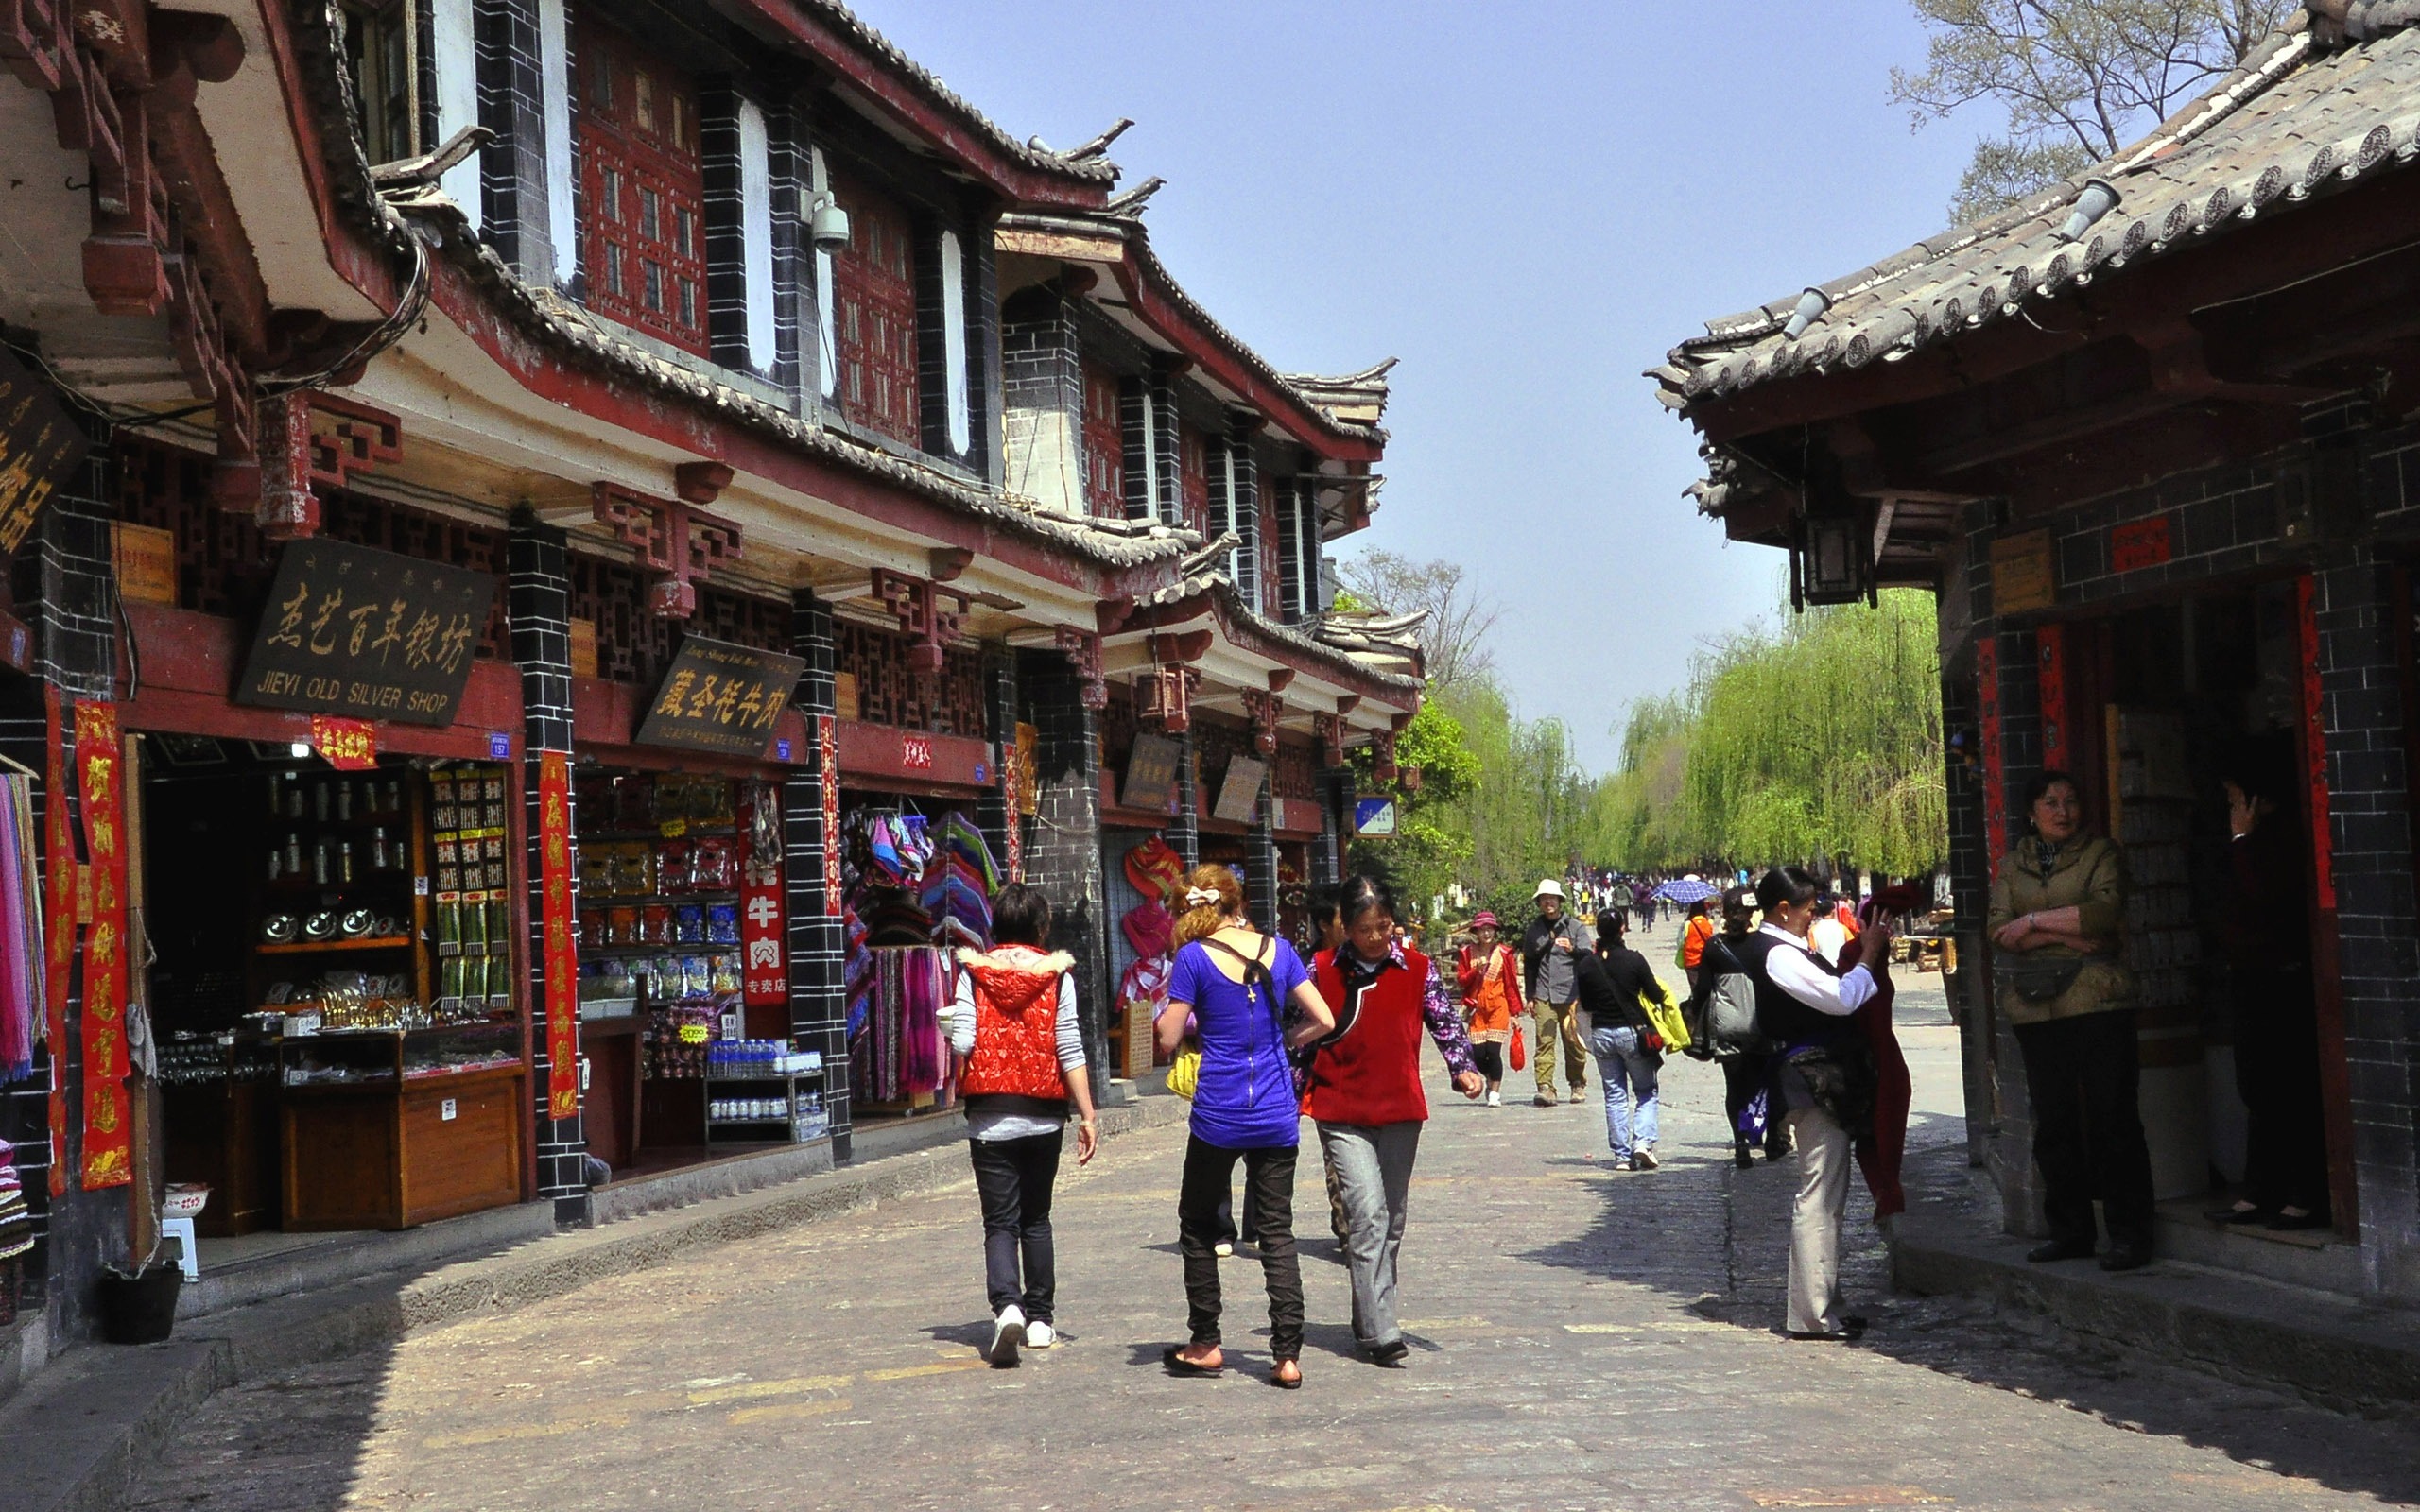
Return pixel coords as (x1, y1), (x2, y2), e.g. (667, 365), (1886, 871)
(783, 592), (849, 1158)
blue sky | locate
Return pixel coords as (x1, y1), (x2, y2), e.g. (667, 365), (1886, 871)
(871, 1), (1983, 771)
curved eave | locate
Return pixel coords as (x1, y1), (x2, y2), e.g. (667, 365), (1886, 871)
(1114, 584), (1419, 721)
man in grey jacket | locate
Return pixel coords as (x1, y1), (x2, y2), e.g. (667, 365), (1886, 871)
(1521, 880), (1591, 1107)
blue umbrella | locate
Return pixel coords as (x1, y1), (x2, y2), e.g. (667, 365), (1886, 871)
(1655, 877), (1720, 905)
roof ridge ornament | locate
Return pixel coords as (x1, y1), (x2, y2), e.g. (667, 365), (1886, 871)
(1782, 287), (1831, 341)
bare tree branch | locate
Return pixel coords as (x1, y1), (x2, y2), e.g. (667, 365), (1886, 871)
(1333, 549), (1501, 696)
(1890, 0), (2295, 217)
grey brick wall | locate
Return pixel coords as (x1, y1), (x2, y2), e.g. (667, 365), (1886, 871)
(1018, 648), (1110, 1097)
(780, 591), (848, 1158)
(473, 0), (554, 284)
(507, 515), (587, 1218)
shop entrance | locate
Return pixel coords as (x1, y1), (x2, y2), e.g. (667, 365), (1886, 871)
(836, 790), (1001, 1125)
(141, 740), (529, 1265)
(2048, 578), (2353, 1235)
(571, 765), (823, 1183)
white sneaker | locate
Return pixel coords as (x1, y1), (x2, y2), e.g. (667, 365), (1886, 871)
(988, 1305), (1026, 1366)
(1023, 1319), (1058, 1349)
(1486, 1091), (1501, 1108)
(1213, 1241), (1234, 1258)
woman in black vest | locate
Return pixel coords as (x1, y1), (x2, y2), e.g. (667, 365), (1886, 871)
(1731, 867), (1890, 1340)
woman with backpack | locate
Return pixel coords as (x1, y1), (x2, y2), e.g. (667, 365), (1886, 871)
(947, 884), (1098, 1366)
(1304, 876), (1484, 1366)
(1154, 865), (1334, 1388)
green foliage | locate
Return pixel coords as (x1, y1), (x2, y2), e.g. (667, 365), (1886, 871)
(1598, 590), (1948, 877)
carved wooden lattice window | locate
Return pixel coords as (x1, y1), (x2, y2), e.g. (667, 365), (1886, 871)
(1178, 424), (1211, 536)
(576, 9), (708, 355)
(115, 437), (510, 658)
(832, 620), (984, 736)
(829, 174), (920, 443)
(565, 553), (788, 688)
(1080, 362), (1123, 518)
(1272, 742), (1317, 801)
(1262, 481), (1289, 618)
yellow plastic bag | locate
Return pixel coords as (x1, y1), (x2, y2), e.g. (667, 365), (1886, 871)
(1643, 984), (1692, 1054)
(1167, 1046), (1201, 1100)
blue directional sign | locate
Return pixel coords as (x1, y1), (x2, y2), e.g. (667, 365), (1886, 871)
(1353, 796), (1398, 837)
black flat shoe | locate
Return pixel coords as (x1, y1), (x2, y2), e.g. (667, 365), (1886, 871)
(2207, 1204), (2272, 1225)
(2099, 1244), (2152, 1272)
(1161, 1345), (1221, 1377)
(2027, 1239), (2095, 1263)
(1366, 1339), (1409, 1366)
(1269, 1360), (1302, 1389)
(1734, 1141), (1755, 1171)
(2267, 1210), (2330, 1231)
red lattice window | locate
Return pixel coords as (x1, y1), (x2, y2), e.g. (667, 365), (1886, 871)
(1262, 488), (1288, 616)
(830, 175), (920, 443)
(1178, 424), (1211, 535)
(1080, 363), (1123, 518)
(576, 10), (708, 355)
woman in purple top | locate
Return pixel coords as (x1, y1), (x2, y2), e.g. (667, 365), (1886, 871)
(1154, 865), (1334, 1388)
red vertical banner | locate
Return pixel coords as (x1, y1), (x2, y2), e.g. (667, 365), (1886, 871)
(737, 785), (787, 1008)
(999, 741), (1023, 885)
(2295, 575), (2338, 912)
(818, 713), (841, 919)
(42, 688), (73, 1198)
(2036, 623), (2068, 774)
(73, 700), (130, 1190)
(1977, 635), (2006, 879)
(538, 750), (579, 1122)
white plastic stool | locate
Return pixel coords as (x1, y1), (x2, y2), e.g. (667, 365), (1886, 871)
(160, 1215), (199, 1281)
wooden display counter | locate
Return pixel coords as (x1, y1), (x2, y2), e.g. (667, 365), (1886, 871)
(282, 1065), (527, 1230)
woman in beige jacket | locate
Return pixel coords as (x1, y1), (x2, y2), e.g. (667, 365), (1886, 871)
(1987, 770), (2155, 1272)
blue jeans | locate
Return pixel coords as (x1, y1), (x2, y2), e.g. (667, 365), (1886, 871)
(1589, 1024), (1660, 1162)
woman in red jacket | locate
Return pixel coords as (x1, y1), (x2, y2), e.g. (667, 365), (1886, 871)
(1304, 876), (1484, 1366)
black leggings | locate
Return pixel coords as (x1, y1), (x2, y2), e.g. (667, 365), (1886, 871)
(2014, 1009), (2156, 1250)
(1177, 1135), (1302, 1359)
(1471, 1040), (1505, 1082)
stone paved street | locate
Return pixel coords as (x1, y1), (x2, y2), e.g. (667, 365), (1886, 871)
(126, 932), (2420, 1512)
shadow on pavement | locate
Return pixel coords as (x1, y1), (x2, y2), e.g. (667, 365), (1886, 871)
(1519, 1095), (2420, 1505)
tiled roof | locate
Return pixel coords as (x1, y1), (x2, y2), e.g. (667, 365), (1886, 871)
(796, 1), (1118, 187)
(288, 0), (1184, 574)
(1135, 548), (1422, 696)
(998, 209), (1392, 446)
(1654, 14), (2420, 413)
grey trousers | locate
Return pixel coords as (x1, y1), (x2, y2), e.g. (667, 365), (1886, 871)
(1317, 1120), (1421, 1349)
(1785, 1104), (1854, 1335)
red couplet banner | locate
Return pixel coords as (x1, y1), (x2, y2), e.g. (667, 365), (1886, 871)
(74, 699), (130, 1190)
(538, 750), (579, 1122)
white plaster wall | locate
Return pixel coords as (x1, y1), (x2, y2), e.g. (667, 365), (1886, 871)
(433, 0), (480, 229)
(538, 0), (574, 284)
(739, 100), (775, 370)
(940, 229), (969, 455)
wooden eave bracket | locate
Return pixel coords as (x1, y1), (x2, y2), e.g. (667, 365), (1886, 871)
(594, 481), (743, 619)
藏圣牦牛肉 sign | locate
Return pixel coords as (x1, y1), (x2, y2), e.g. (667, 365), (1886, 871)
(234, 541), (499, 727)
(634, 634), (805, 757)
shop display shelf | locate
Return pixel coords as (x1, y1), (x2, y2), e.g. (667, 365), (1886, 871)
(579, 826), (738, 841)
(573, 890), (742, 906)
(256, 936), (415, 954)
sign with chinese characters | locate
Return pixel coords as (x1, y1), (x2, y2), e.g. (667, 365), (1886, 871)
(1121, 731), (1182, 813)
(901, 732), (934, 770)
(737, 783), (787, 1008)
(112, 522), (177, 606)
(1212, 756), (1268, 825)
(235, 540), (498, 727)
(818, 715), (842, 919)
(0, 346), (89, 554)
(633, 635), (805, 757)
(1988, 529), (2056, 615)
(2112, 515), (2173, 574)
(309, 715), (379, 770)
(539, 751), (579, 1122)
(75, 700), (130, 1189)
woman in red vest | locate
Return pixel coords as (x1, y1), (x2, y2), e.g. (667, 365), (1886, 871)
(948, 883), (1098, 1367)
(1305, 875), (1485, 1366)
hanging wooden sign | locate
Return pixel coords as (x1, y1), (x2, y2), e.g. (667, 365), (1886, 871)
(0, 346), (89, 555)
(1212, 756), (1268, 824)
(1122, 731), (1182, 813)
(235, 540), (498, 726)
(634, 635), (804, 757)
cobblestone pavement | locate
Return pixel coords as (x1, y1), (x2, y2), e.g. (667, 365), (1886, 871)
(129, 924), (2420, 1511)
